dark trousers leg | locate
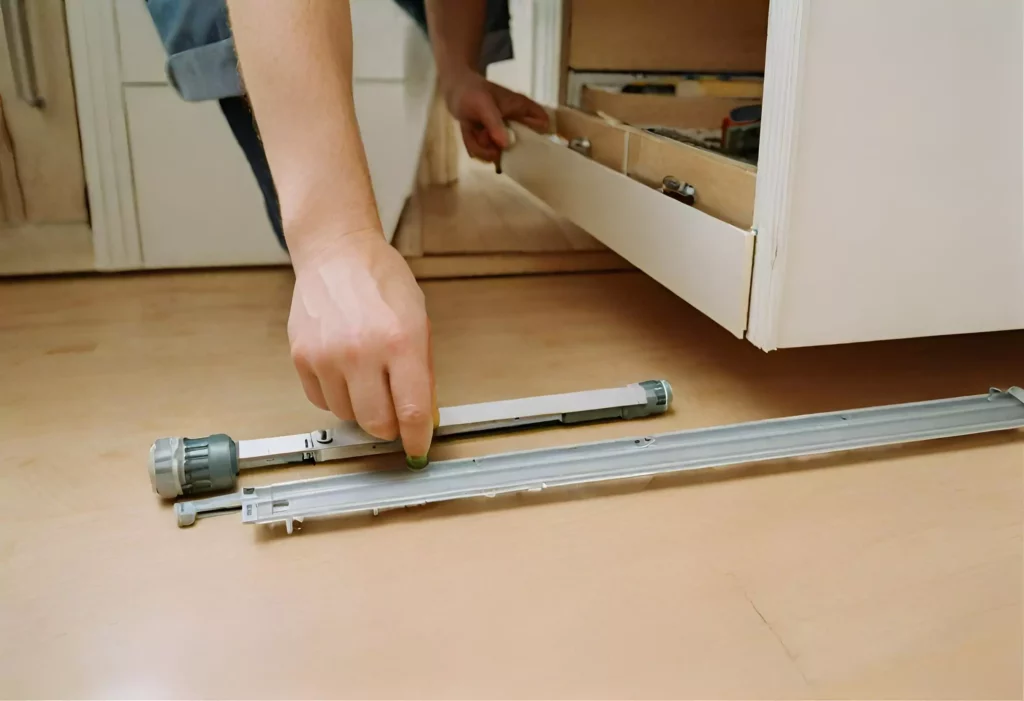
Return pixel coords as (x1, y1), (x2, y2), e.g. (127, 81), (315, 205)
(217, 96), (287, 251)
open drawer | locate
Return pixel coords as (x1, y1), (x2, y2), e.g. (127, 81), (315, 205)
(501, 106), (757, 338)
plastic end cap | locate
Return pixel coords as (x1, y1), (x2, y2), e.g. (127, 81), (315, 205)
(150, 437), (184, 499)
(175, 502), (197, 528)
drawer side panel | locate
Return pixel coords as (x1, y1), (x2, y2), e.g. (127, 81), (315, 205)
(502, 123), (755, 338)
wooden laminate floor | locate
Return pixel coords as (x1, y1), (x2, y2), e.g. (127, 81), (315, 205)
(420, 158), (605, 254)
(1, 269), (1022, 699)
(396, 155), (632, 280)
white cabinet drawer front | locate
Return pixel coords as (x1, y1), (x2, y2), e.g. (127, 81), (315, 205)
(502, 120), (756, 338)
(115, 0), (421, 85)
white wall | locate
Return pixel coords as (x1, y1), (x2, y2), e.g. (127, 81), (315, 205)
(772, 0), (1024, 347)
(486, 0), (535, 97)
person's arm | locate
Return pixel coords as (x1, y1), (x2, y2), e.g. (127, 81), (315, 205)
(424, 0), (551, 162)
(226, 0), (436, 467)
(228, 0), (376, 251)
(424, 0), (486, 101)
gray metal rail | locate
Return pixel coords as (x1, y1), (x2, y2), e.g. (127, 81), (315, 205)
(230, 387), (1024, 533)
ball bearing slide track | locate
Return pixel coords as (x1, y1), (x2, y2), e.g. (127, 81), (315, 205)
(177, 386), (1024, 532)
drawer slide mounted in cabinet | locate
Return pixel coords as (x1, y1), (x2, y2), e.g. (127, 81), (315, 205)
(223, 387), (1024, 533)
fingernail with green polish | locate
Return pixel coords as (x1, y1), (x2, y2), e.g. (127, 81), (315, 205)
(406, 455), (429, 471)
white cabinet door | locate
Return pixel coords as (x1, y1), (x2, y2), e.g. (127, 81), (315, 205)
(125, 86), (287, 268)
(0, 0), (94, 276)
(112, 0), (166, 84)
(120, 1), (435, 269)
(760, 0), (1024, 348)
(0, 0), (87, 225)
(126, 74), (434, 268)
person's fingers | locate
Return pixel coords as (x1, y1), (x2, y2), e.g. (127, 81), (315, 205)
(387, 349), (434, 460)
(461, 122), (501, 162)
(471, 93), (509, 150)
(290, 344), (331, 411)
(316, 363), (356, 421)
(427, 320), (439, 428)
(515, 98), (551, 132)
(346, 364), (400, 441)
(295, 360), (329, 411)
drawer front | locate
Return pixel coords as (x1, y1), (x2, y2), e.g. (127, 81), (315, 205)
(115, 0), (421, 85)
(501, 111), (756, 337)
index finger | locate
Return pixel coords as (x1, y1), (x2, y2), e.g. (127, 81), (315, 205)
(387, 343), (435, 466)
(510, 99), (551, 133)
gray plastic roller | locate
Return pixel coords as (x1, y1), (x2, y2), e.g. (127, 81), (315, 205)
(149, 434), (238, 498)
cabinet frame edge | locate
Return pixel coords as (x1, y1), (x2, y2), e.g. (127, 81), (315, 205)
(746, 0), (810, 351)
(65, 0), (143, 271)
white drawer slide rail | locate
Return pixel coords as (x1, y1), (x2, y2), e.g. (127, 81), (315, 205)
(176, 386), (1024, 532)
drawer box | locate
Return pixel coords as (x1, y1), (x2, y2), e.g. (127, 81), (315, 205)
(566, 0), (770, 73)
(502, 107), (756, 337)
(580, 86), (761, 132)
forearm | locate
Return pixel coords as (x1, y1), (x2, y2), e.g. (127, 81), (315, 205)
(226, 0), (381, 263)
(424, 0), (487, 99)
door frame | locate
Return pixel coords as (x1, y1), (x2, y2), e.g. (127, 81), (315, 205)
(64, 0), (142, 271)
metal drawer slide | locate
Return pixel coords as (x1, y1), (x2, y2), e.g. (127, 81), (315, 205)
(228, 387), (1024, 533)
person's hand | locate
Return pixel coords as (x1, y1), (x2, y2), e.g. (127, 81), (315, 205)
(287, 230), (437, 466)
(443, 71), (550, 163)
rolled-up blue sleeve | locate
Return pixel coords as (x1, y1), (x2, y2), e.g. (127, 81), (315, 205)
(145, 0), (242, 101)
(144, 0), (513, 103)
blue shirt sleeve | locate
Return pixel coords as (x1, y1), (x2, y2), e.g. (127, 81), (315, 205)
(144, 0), (513, 102)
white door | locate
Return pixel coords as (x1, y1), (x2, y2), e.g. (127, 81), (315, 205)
(0, 0), (93, 274)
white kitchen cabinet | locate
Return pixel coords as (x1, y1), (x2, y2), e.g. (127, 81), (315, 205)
(10, 0), (1021, 352)
(758, 0), (1023, 348)
(502, 0), (1024, 349)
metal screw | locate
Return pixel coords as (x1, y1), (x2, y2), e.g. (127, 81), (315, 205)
(661, 176), (697, 206)
(569, 137), (592, 158)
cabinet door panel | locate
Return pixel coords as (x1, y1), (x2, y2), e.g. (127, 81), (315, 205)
(125, 86), (287, 268)
(0, 0), (86, 224)
(126, 79), (434, 268)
